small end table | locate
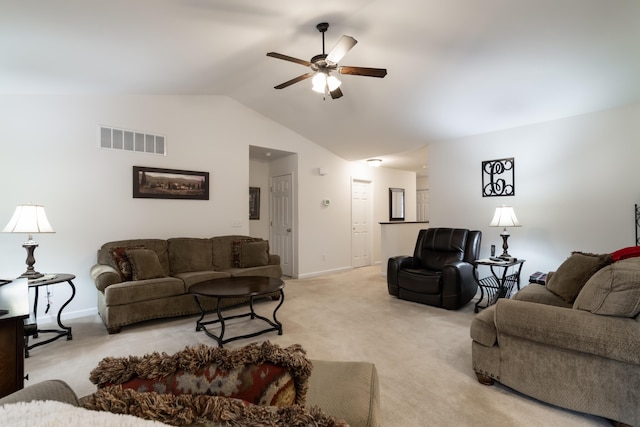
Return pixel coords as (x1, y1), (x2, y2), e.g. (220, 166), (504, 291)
(474, 260), (525, 313)
(25, 274), (76, 357)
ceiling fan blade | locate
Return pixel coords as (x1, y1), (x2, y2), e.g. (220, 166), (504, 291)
(326, 35), (357, 63)
(267, 52), (311, 67)
(338, 66), (387, 78)
(274, 72), (315, 89)
(330, 86), (343, 99)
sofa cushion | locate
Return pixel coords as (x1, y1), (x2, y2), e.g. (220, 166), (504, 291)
(125, 248), (166, 281)
(232, 237), (264, 267)
(307, 360), (380, 427)
(108, 246), (143, 281)
(512, 284), (571, 308)
(103, 277), (186, 305)
(167, 238), (213, 274)
(238, 240), (270, 268)
(99, 239), (170, 276)
(573, 258), (640, 318)
(212, 235), (255, 270)
(545, 251), (612, 303)
(174, 270), (231, 289)
(88, 342), (312, 407)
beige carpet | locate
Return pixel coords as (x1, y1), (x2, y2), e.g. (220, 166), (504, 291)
(24, 266), (611, 426)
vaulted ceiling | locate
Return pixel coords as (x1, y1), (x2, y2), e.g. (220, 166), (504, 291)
(2, 0), (639, 176)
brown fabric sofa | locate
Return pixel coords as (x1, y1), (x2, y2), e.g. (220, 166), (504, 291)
(90, 236), (282, 333)
(470, 254), (640, 426)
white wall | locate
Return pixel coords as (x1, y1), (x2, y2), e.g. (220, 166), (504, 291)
(429, 103), (640, 282)
(416, 176), (429, 190)
(0, 94), (417, 319)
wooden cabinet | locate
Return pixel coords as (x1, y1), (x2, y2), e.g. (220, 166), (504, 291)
(0, 278), (29, 398)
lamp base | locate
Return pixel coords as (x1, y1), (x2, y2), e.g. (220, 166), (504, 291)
(499, 232), (512, 258)
(20, 242), (43, 279)
(20, 270), (44, 279)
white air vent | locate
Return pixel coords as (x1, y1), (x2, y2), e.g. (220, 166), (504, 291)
(99, 126), (166, 155)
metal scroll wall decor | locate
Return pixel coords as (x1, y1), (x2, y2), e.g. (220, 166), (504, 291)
(482, 157), (515, 197)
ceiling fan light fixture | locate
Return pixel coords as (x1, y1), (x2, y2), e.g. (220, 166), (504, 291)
(267, 22), (386, 98)
(327, 75), (342, 91)
(311, 73), (326, 93)
(311, 72), (342, 94)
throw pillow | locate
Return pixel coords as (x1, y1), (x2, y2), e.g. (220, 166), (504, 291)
(88, 341), (312, 407)
(82, 387), (348, 427)
(125, 248), (166, 281)
(232, 237), (263, 268)
(611, 246), (640, 262)
(546, 251), (612, 303)
(573, 258), (640, 318)
(239, 240), (270, 268)
(108, 245), (143, 281)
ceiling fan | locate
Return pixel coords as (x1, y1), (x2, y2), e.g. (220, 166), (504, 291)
(267, 22), (387, 99)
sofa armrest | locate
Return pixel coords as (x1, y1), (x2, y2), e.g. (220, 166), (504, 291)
(268, 253), (281, 266)
(0, 380), (79, 406)
(441, 261), (478, 309)
(90, 264), (122, 292)
(442, 261), (476, 286)
(495, 299), (640, 365)
(387, 256), (418, 295)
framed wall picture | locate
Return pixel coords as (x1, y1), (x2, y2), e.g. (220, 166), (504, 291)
(249, 187), (260, 220)
(482, 158), (515, 197)
(133, 166), (209, 200)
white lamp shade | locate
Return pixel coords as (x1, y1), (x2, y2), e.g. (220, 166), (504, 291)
(490, 205), (521, 227)
(2, 205), (55, 234)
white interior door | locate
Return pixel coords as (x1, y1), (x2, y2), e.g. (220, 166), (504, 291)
(417, 189), (430, 222)
(271, 173), (293, 276)
(352, 179), (372, 268)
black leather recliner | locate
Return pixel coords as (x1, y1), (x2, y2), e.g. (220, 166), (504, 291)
(387, 228), (482, 309)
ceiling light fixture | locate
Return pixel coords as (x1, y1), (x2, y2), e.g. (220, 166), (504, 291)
(367, 159), (382, 167)
(312, 72), (341, 94)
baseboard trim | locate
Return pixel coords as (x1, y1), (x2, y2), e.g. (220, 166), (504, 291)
(296, 266), (353, 279)
(34, 307), (99, 326)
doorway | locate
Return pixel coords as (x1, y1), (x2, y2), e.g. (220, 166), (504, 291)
(271, 173), (294, 276)
(417, 189), (429, 222)
(351, 179), (372, 268)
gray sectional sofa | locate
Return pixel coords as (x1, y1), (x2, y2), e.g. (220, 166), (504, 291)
(90, 235), (281, 333)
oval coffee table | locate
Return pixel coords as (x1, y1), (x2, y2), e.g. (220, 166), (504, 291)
(189, 276), (285, 347)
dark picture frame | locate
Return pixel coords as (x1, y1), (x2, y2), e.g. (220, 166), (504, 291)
(133, 166), (209, 200)
(482, 157), (515, 197)
(249, 187), (260, 220)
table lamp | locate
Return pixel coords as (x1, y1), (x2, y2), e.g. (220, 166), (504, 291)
(2, 204), (55, 279)
(490, 205), (521, 258)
